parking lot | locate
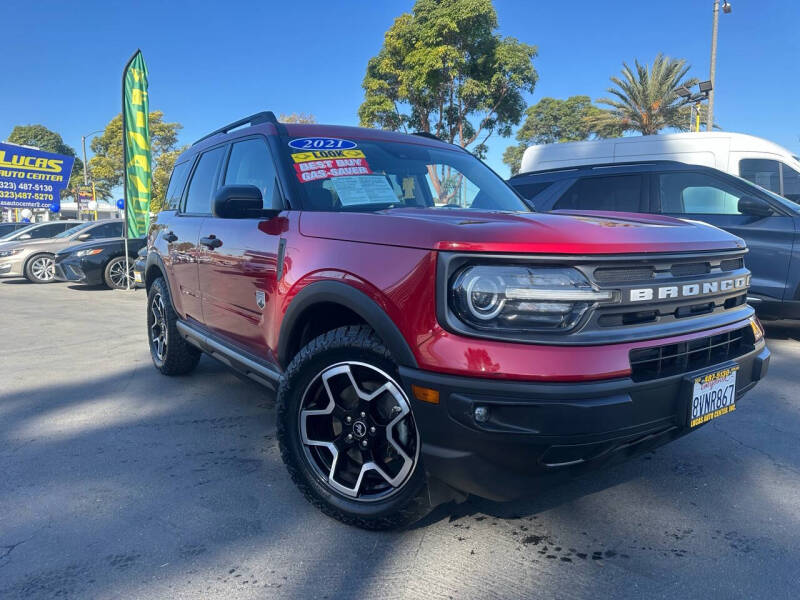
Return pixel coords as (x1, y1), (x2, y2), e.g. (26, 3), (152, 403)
(1, 280), (798, 600)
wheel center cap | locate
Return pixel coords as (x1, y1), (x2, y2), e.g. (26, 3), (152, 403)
(352, 420), (367, 438)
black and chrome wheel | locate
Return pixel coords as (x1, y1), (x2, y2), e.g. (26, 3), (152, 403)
(25, 254), (56, 283)
(278, 326), (428, 529)
(147, 276), (201, 375)
(104, 256), (134, 289)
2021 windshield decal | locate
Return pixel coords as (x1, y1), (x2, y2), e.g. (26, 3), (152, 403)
(288, 137), (358, 151)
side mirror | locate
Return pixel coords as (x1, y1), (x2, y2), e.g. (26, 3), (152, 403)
(77, 232), (91, 241)
(18, 233), (31, 240)
(738, 196), (773, 218)
(213, 185), (267, 219)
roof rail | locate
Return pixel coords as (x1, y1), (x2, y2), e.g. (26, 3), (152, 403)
(193, 111), (279, 146)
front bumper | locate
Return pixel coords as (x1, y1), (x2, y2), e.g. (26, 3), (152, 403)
(53, 256), (103, 285)
(0, 256), (25, 277)
(400, 341), (769, 501)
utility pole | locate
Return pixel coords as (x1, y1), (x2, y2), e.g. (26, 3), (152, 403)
(708, 1), (720, 130)
(81, 135), (89, 185)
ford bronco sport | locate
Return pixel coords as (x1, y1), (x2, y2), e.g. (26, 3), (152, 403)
(144, 112), (770, 529)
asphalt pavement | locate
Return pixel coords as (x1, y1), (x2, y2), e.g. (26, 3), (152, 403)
(1, 279), (799, 599)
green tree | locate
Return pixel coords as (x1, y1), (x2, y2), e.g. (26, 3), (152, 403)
(590, 54), (697, 136)
(279, 113), (317, 124)
(358, 0), (537, 160)
(6, 124), (84, 198)
(502, 96), (614, 175)
(89, 110), (182, 207)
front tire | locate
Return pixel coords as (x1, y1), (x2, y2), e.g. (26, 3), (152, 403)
(147, 276), (201, 375)
(104, 256), (134, 289)
(25, 253), (56, 283)
(277, 325), (428, 530)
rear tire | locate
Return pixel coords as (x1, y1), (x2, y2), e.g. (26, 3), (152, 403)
(277, 325), (429, 530)
(104, 256), (134, 289)
(25, 253), (56, 283)
(147, 276), (201, 375)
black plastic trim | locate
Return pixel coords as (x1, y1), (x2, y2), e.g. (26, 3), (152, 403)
(277, 280), (418, 369)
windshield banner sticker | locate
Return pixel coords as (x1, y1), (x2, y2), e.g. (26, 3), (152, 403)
(294, 157), (372, 183)
(288, 137), (358, 151)
(291, 149), (365, 163)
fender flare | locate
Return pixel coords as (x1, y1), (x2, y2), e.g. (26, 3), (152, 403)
(144, 251), (167, 290)
(277, 280), (418, 369)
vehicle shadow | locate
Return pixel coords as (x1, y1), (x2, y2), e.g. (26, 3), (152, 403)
(66, 284), (111, 292)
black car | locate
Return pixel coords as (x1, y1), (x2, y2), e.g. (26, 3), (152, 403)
(509, 160), (800, 319)
(54, 237), (146, 289)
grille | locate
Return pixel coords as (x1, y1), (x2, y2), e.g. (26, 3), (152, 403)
(721, 258), (744, 271)
(629, 325), (754, 382)
(594, 266), (655, 283)
(670, 262), (709, 277)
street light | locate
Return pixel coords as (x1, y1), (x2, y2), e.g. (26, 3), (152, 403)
(679, 82), (712, 132)
(80, 130), (104, 185)
(708, 0), (732, 130)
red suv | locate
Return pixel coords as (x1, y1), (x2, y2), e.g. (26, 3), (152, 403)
(144, 112), (770, 529)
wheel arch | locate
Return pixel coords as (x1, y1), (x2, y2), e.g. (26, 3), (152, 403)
(277, 281), (418, 370)
(144, 252), (167, 292)
(23, 251), (55, 276)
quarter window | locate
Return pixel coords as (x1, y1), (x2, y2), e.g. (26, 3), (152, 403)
(739, 159), (780, 194)
(659, 172), (745, 215)
(183, 147), (225, 214)
(224, 138), (282, 210)
(554, 175), (644, 212)
(165, 160), (192, 211)
(781, 163), (800, 203)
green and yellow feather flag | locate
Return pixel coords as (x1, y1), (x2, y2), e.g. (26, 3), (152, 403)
(122, 50), (151, 238)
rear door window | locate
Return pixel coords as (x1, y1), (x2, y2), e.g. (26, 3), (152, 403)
(86, 222), (123, 239)
(183, 146), (226, 214)
(28, 223), (66, 239)
(223, 138), (282, 210)
(554, 175), (645, 212)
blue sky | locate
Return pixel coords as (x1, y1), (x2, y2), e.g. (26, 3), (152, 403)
(2, 0), (798, 180)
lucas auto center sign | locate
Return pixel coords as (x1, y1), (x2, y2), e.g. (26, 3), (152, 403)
(0, 142), (76, 213)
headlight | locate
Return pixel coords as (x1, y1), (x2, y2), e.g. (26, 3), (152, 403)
(0, 248), (23, 258)
(449, 265), (614, 332)
(75, 248), (103, 257)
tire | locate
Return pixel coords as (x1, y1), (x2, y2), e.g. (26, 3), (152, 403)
(25, 253), (56, 283)
(277, 325), (429, 530)
(104, 256), (134, 289)
(147, 276), (201, 375)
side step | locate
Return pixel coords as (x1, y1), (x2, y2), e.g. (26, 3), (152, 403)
(176, 320), (282, 390)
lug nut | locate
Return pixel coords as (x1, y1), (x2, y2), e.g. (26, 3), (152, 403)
(361, 440), (368, 448)
(474, 406), (490, 423)
(346, 433), (353, 442)
(369, 426), (376, 434)
(345, 416), (352, 424)
(360, 411), (366, 418)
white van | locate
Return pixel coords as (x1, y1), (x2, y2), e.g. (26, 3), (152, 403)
(519, 132), (800, 203)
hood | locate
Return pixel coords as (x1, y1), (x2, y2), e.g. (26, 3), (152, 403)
(299, 208), (745, 254)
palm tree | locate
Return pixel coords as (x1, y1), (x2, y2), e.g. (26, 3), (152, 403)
(590, 54), (698, 136)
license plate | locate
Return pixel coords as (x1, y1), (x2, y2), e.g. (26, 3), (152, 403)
(689, 366), (738, 428)
(133, 271), (142, 283)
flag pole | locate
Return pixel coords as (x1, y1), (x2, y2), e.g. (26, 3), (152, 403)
(122, 49), (139, 291)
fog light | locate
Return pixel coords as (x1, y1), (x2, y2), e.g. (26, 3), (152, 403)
(474, 406), (489, 423)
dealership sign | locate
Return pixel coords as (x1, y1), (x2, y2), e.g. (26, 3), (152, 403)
(0, 142), (75, 212)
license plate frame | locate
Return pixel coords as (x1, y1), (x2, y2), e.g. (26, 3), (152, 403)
(687, 365), (739, 428)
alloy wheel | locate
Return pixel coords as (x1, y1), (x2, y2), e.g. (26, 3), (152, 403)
(109, 258), (133, 288)
(299, 361), (419, 501)
(31, 256), (55, 282)
(149, 293), (167, 361)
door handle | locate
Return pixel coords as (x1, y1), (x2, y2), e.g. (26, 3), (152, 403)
(163, 230), (178, 242)
(200, 235), (222, 249)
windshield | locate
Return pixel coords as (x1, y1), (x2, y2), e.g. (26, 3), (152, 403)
(55, 221), (93, 238)
(285, 137), (529, 213)
(0, 223), (37, 240)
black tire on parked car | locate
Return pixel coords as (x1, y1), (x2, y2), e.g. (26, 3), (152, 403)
(104, 255), (134, 290)
(147, 276), (201, 375)
(277, 325), (429, 530)
(25, 253), (56, 283)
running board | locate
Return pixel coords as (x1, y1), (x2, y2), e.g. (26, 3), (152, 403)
(176, 320), (282, 390)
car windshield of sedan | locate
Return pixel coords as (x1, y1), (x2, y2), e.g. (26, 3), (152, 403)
(285, 137), (529, 213)
(54, 222), (93, 238)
